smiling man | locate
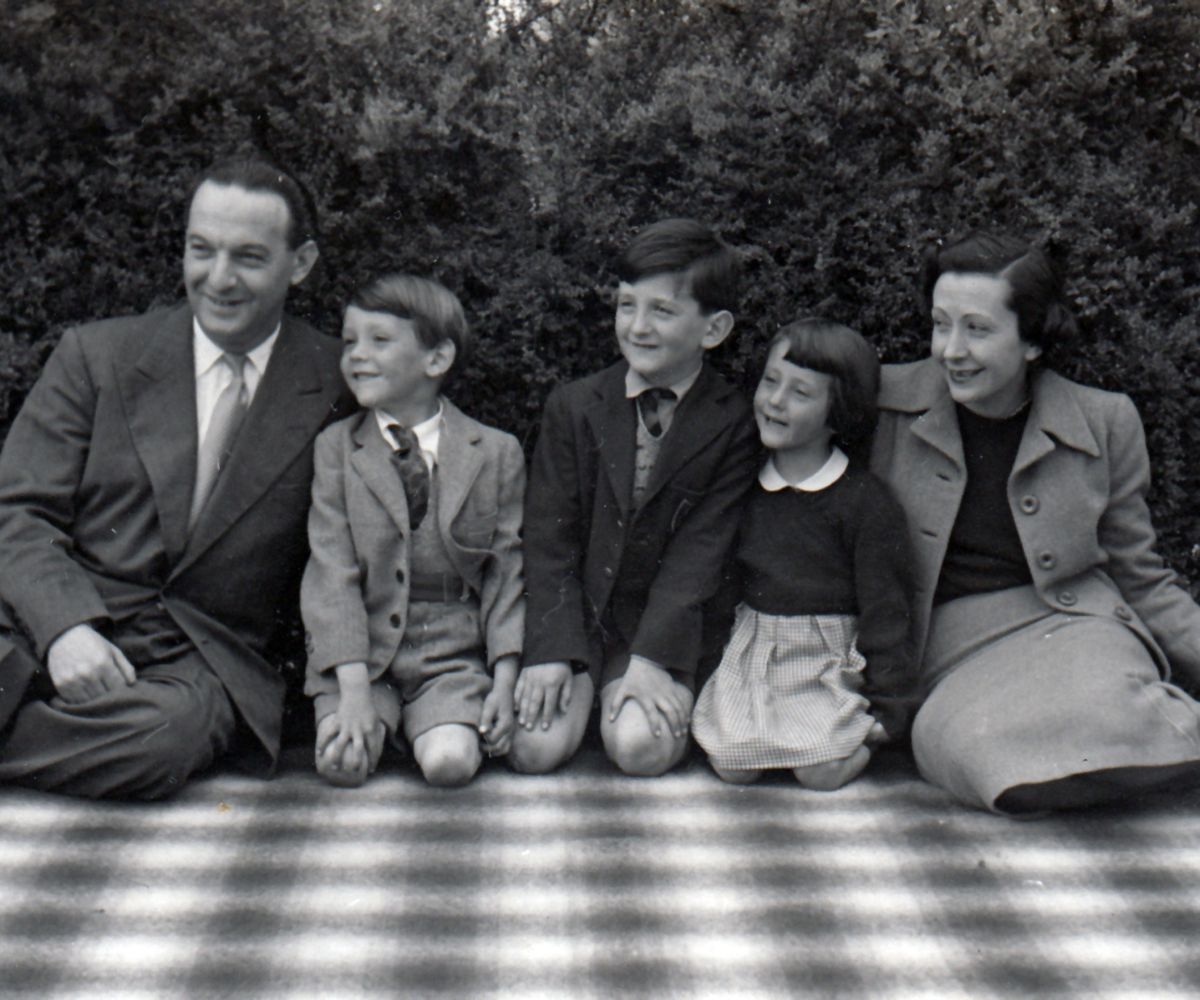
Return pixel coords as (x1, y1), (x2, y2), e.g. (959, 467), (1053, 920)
(0, 158), (353, 798)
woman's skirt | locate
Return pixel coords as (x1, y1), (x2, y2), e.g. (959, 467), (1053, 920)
(692, 604), (876, 771)
(913, 585), (1200, 812)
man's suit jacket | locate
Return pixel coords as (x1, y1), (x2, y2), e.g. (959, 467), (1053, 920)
(870, 358), (1200, 681)
(522, 361), (759, 681)
(0, 303), (351, 769)
(301, 399), (525, 691)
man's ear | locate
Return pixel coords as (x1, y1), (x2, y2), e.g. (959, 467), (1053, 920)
(426, 339), (457, 378)
(289, 240), (320, 287)
(701, 310), (734, 349)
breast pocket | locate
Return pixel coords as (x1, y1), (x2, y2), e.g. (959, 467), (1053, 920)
(453, 509), (498, 551)
(666, 487), (703, 535)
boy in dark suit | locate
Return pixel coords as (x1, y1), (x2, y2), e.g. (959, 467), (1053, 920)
(511, 219), (758, 775)
(301, 274), (524, 787)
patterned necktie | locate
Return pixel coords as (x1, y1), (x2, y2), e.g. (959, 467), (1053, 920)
(190, 352), (249, 528)
(636, 387), (677, 438)
(387, 424), (431, 530)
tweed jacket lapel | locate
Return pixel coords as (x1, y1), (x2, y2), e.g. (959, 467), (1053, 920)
(349, 411), (410, 535)
(116, 305), (198, 567)
(435, 399), (485, 533)
(584, 365), (637, 516)
(178, 317), (333, 571)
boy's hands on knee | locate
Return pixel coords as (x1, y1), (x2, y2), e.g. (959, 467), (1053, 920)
(479, 656), (518, 756)
(515, 661), (575, 731)
(608, 655), (690, 740)
(317, 662), (385, 780)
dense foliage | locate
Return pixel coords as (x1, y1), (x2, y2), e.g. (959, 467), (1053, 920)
(3, 0), (1198, 589)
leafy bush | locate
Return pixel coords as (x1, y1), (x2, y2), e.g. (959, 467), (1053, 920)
(2, 0), (1197, 595)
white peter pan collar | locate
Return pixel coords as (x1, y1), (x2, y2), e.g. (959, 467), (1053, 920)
(759, 446), (849, 493)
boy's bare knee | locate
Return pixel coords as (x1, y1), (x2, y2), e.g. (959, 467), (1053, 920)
(508, 727), (574, 774)
(316, 753), (369, 788)
(603, 710), (683, 776)
(414, 726), (481, 787)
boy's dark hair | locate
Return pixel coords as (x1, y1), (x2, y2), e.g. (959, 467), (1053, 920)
(616, 218), (740, 314)
(350, 273), (469, 367)
(770, 317), (880, 447)
(188, 157), (319, 248)
(920, 231), (1077, 362)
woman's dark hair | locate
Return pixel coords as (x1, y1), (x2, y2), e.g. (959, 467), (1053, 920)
(769, 317), (880, 447)
(920, 231), (1077, 357)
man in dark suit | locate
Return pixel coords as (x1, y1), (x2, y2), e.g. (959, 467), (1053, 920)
(0, 158), (352, 798)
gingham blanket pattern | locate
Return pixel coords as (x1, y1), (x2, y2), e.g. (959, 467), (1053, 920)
(1, 745), (1198, 998)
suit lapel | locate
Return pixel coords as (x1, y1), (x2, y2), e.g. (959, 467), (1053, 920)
(178, 317), (333, 570)
(639, 366), (732, 506)
(116, 306), (197, 566)
(350, 412), (410, 535)
(436, 400), (484, 533)
(585, 366), (637, 516)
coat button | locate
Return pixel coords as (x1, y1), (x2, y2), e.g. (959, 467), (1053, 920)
(603, 566), (614, 578)
(1058, 590), (1077, 607)
(1020, 495), (1040, 514)
(1114, 604), (1133, 621)
(1037, 551), (1056, 570)
(390, 612), (402, 628)
(396, 569), (405, 584)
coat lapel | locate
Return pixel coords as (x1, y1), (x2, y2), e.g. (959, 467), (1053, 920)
(585, 365), (637, 516)
(178, 317), (335, 570)
(116, 305), (197, 567)
(1013, 370), (1102, 475)
(436, 399), (484, 532)
(350, 412), (410, 535)
(883, 359), (966, 472)
(640, 366), (734, 505)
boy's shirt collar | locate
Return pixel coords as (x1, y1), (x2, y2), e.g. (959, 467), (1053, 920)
(623, 363), (703, 404)
(759, 446), (848, 492)
(375, 400), (443, 471)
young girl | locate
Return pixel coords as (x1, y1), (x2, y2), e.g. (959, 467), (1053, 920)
(691, 318), (916, 789)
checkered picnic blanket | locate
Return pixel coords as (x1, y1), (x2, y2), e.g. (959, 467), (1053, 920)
(1, 744), (1199, 998)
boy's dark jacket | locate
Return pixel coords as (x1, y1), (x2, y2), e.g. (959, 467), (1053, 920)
(522, 360), (758, 681)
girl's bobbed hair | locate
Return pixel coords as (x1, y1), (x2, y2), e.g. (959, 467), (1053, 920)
(920, 231), (1078, 363)
(770, 317), (880, 447)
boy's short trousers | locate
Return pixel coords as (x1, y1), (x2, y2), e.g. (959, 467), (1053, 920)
(313, 598), (491, 750)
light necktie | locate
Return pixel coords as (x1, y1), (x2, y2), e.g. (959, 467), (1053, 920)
(636, 386), (677, 438)
(387, 424), (431, 530)
(190, 353), (249, 528)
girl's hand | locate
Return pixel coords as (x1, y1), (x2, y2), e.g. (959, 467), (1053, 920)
(607, 655), (691, 739)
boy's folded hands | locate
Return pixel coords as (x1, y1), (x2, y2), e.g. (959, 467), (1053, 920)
(479, 656), (519, 756)
(318, 663), (387, 779)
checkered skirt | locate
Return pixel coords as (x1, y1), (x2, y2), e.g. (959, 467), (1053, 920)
(692, 604), (876, 770)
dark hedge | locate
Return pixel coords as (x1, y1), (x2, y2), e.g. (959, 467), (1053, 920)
(2, 0), (1198, 590)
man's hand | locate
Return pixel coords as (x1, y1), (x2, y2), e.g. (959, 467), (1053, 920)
(607, 655), (690, 739)
(46, 623), (137, 704)
(514, 661), (575, 731)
